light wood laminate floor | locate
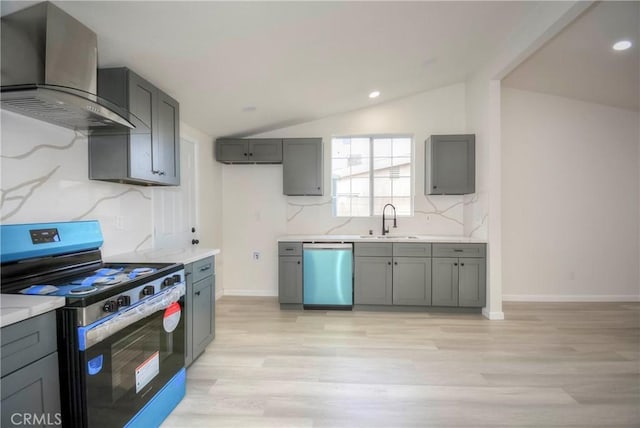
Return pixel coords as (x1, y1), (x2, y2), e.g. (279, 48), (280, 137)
(162, 298), (640, 427)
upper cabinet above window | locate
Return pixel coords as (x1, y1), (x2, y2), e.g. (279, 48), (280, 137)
(425, 134), (475, 195)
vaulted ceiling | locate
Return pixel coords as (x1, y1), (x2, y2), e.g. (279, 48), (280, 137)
(503, 1), (640, 112)
(2, 1), (637, 138)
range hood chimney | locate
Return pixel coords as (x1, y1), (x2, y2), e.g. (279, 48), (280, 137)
(1, 2), (135, 131)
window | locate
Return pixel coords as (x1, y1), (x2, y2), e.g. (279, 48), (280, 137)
(332, 136), (412, 217)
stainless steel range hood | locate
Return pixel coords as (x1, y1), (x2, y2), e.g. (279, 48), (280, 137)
(1, 2), (135, 131)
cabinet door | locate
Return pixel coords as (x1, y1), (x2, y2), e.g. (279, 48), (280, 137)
(427, 134), (475, 195)
(354, 256), (392, 305)
(128, 72), (156, 182)
(216, 139), (249, 162)
(458, 258), (486, 307)
(155, 91), (180, 185)
(283, 138), (323, 195)
(192, 275), (214, 359)
(249, 139), (283, 163)
(432, 257), (459, 306)
(1, 352), (61, 428)
(278, 256), (302, 304)
(392, 257), (431, 306)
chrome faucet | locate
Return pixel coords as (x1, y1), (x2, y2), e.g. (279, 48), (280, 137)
(381, 203), (397, 236)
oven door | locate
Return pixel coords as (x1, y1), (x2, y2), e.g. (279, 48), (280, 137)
(80, 292), (185, 428)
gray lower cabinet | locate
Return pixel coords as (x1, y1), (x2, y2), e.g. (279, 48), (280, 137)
(283, 138), (323, 196)
(432, 243), (486, 307)
(458, 258), (486, 307)
(216, 138), (283, 163)
(355, 243), (431, 306)
(426, 134), (475, 195)
(278, 242), (303, 304)
(185, 256), (215, 367)
(432, 257), (459, 306)
(354, 256), (393, 305)
(89, 67), (180, 186)
(1, 311), (61, 428)
(392, 257), (432, 306)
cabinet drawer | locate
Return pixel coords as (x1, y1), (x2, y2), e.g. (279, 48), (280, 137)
(192, 256), (214, 283)
(1, 311), (57, 377)
(432, 243), (486, 258)
(279, 242), (302, 256)
(354, 243), (393, 257)
(393, 243), (431, 257)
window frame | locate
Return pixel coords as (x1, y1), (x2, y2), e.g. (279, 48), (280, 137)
(331, 134), (414, 217)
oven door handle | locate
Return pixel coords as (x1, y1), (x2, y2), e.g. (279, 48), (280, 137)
(78, 282), (186, 351)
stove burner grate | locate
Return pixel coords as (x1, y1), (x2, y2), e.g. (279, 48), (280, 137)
(69, 285), (98, 295)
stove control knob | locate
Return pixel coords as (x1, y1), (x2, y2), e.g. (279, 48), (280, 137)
(117, 295), (131, 307)
(172, 274), (182, 283)
(103, 300), (118, 313)
(162, 277), (175, 289)
(141, 285), (155, 297)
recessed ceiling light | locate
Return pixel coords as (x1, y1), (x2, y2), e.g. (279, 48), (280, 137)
(613, 40), (632, 51)
(369, 91), (380, 99)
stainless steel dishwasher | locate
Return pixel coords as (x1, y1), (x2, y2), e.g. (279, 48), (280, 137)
(303, 243), (353, 309)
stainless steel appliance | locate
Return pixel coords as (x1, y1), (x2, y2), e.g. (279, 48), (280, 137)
(303, 243), (353, 309)
(0, 221), (186, 428)
(0, 2), (135, 131)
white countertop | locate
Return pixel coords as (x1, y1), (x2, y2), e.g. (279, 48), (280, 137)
(278, 235), (486, 243)
(1, 294), (66, 328)
(105, 247), (220, 265)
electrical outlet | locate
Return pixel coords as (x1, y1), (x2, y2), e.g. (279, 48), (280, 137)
(252, 251), (260, 261)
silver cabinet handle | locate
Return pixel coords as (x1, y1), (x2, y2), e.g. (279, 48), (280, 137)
(199, 265), (211, 272)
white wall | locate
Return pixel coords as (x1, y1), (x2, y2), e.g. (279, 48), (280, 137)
(221, 83), (468, 295)
(185, 124), (224, 295)
(501, 88), (640, 301)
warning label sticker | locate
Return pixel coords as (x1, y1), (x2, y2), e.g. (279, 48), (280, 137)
(135, 351), (159, 393)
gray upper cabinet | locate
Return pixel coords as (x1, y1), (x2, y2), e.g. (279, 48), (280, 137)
(283, 138), (323, 196)
(215, 138), (283, 163)
(426, 134), (475, 195)
(89, 67), (180, 186)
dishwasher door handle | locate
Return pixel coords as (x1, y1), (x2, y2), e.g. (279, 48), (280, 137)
(303, 243), (353, 250)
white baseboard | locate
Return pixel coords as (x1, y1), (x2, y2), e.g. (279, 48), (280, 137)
(222, 289), (278, 297)
(215, 288), (224, 300)
(502, 294), (640, 302)
(482, 308), (505, 320)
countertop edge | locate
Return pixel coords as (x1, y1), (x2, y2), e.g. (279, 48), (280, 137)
(277, 235), (486, 244)
(1, 295), (66, 328)
(105, 247), (221, 265)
